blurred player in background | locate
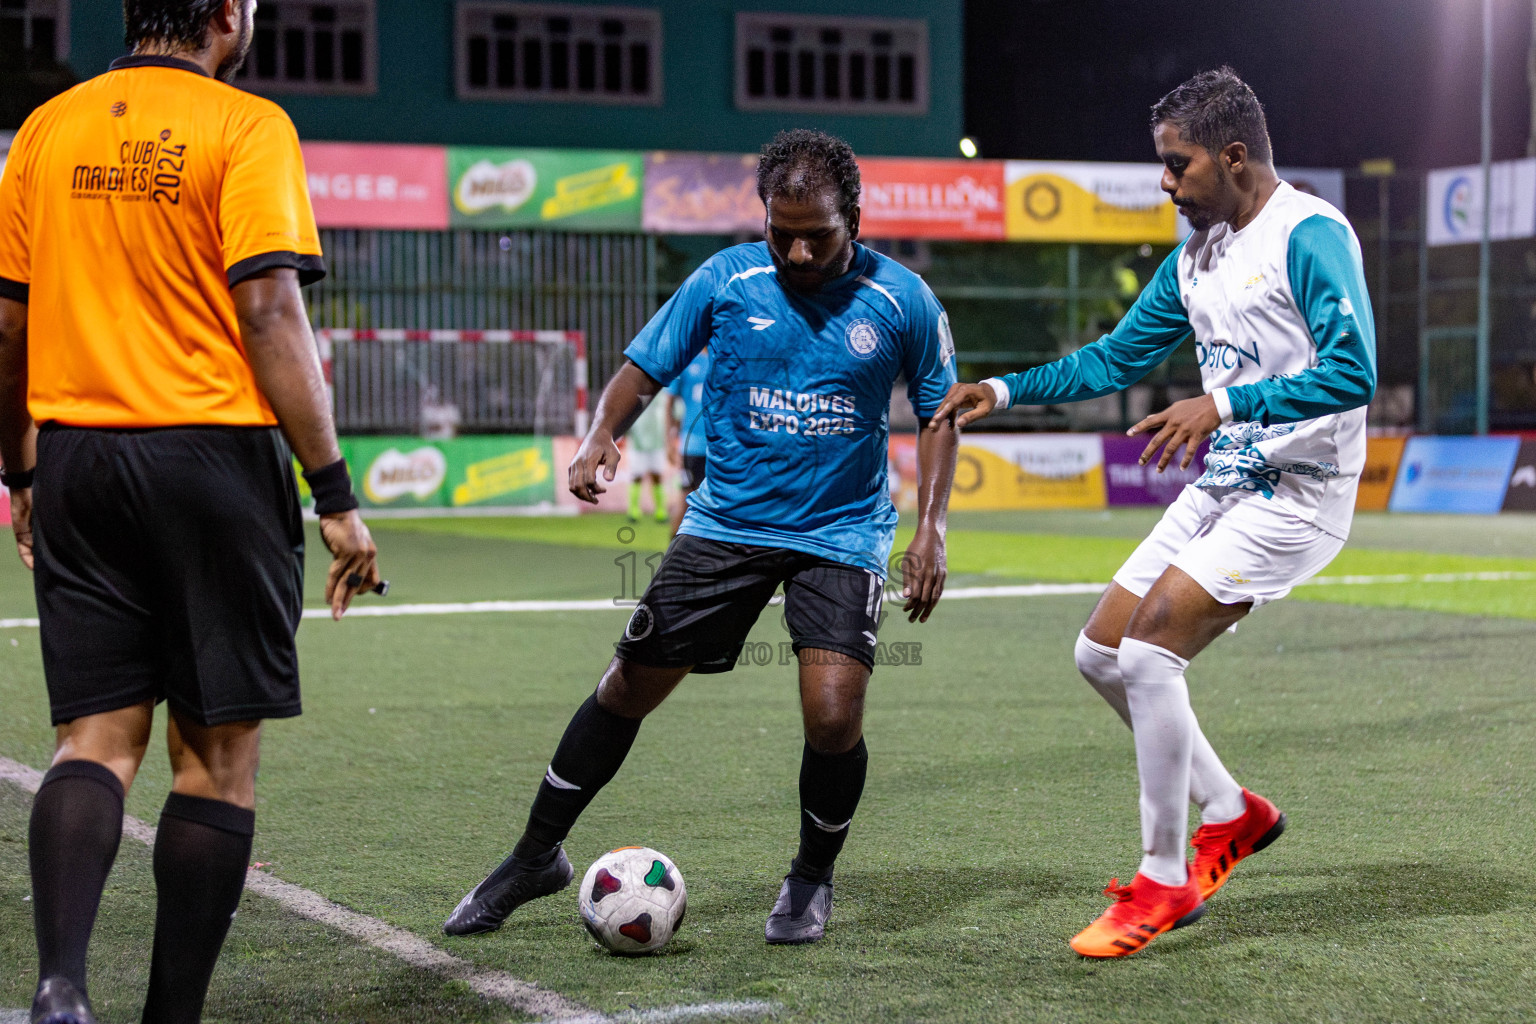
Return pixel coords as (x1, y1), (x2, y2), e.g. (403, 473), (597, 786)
(445, 129), (959, 946)
(664, 346), (711, 535)
(934, 67), (1375, 958)
(0, 2), (380, 1021)
(624, 396), (669, 524)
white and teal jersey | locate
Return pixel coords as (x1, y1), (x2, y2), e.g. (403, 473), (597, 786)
(987, 182), (1376, 538)
(626, 396), (668, 453)
(625, 241), (956, 576)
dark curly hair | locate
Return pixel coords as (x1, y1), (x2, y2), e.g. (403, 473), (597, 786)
(123, 0), (238, 50)
(1150, 66), (1272, 166)
(756, 129), (862, 226)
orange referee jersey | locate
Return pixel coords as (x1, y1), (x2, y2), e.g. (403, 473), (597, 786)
(0, 55), (324, 428)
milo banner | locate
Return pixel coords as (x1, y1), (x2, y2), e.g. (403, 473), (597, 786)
(448, 147), (643, 231)
(343, 436), (557, 510)
(1005, 161), (1179, 244)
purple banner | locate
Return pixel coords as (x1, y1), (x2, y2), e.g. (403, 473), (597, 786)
(642, 152), (764, 234)
(1102, 435), (1208, 505)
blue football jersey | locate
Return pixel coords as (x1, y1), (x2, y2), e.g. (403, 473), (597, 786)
(666, 349), (711, 457)
(625, 242), (956, 576)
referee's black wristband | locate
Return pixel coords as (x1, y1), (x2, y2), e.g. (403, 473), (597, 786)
(303, 458), (359, 515)
(1, 468), (33, 490)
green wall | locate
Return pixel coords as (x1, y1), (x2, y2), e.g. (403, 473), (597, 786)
(67, 0), (962, 157)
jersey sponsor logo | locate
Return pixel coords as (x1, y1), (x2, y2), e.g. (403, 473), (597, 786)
(110, 101), (126, 117)
(746, 386), (857, 436)
(748, 316), (775, 331)
(1216, 567), (1252, 584)
(845, 318), (881, 359)
(1195, 339), (1261, 370)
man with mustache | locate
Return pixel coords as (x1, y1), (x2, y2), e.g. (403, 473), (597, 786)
(934, 67), (1375, 957)
(446, 129), (959, 946)
(0, 2), (380, 1020)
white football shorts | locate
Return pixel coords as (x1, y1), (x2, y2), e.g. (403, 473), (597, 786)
(626, 447), (668, 479)
(1113, 485), (1346, 609)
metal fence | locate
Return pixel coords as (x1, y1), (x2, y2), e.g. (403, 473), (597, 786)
(308, 229), (657, 389)
(318, 329), (588, 436)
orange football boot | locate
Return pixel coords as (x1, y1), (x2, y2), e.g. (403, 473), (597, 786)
(1069, 865), (1204, 958)
(1191, 788), (1286, 900)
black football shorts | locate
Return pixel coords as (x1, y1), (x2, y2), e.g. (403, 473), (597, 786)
(31, 424), (305, 726)
(615, 534), (886, 673)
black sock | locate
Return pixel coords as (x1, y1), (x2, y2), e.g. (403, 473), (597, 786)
(512, 693), (642, 861)
(141, 793), (255, 1024)
(29, 760), (125, 995)
(791, 738), (868, 883)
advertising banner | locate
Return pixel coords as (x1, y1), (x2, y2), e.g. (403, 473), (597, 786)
(1502, 440), (1536, 512)
(642, 152), (764, 234)
(858, 158), (1006, 240)
(344, 436), (557, 510)
(302, 142), (449, 230)
(948, 434), (1106, 510)
(1355, 435), (1408, 511)
(1277, 166), (1347, 216)
(1004, 161), (1178, 244)
(1101, 435), (1207, 505)
(1426, 157), (1536, 247)
(449, 147), (644, 231)
(1388, 436), (1520, 514)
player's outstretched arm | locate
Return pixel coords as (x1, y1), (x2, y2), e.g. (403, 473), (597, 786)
(235, 268), (380, 620)
(904, 415), (958, 623)
(0, 296), (33, 569)
(570, 359), (662, 504)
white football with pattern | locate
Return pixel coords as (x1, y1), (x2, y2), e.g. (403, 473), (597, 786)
(578, 846), (687, 954)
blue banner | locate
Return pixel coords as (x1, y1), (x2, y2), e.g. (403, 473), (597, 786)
(1388, 436), (1521, 514)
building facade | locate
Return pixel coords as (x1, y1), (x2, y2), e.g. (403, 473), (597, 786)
(30, 0), (962, 156)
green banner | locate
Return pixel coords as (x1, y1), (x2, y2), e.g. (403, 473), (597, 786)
(342, 436), (557, 510)
(448, 147), (643, 231)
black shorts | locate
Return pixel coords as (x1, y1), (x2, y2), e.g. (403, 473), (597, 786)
(32, 424), (305, 726)
(615, 534), (885, 673)
(678, 454), (706, 491)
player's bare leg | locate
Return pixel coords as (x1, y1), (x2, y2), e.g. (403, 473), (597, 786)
(767, 650), (869, 945)
(30, 702), (153, 1023)
(444, 659), (691, 935)
(137, 715), (262, 1024)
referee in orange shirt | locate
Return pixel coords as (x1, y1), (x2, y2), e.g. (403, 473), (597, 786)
(0, 3), (381, 1022)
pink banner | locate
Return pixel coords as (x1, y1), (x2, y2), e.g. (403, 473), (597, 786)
(857, 158), (1006, 240)
(302, 142), (449, 230)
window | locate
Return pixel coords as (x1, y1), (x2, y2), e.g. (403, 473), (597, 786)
(457, 2), (662, 105)
(235, 1), (375, 94)
(0, 0), (68, 61)
(735, 13), (927, 115)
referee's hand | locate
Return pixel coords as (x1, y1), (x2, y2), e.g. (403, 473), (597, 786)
(320, 509), (380, 620)
(9, 488), (32, 571)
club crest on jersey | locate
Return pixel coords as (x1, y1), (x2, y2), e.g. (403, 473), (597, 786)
(845, 318), (881, 359)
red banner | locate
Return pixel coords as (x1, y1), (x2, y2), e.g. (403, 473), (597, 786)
(301, 142), (449, 230)
(857, 158), (1006, 240)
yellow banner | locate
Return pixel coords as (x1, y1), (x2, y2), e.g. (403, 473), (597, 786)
(452, 446), (551, 506)
(1004, 161), (1179, 243)
(896, 434), (1106, 511)
(1355, 435), (1407, 511)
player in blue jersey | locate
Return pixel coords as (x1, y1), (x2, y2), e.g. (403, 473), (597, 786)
(445, 130), (960, 944)
(935, 69), (1376, 957)
(663, 347), (710, 536)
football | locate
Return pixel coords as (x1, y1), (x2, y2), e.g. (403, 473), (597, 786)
(578, 847), (687, 955)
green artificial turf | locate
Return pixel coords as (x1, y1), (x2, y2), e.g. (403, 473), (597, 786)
(0, 512), (1533, 1022)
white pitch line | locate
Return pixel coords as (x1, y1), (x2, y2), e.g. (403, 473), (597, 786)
(0, 570), (1529, 631)
(0, 756), (776, 1024)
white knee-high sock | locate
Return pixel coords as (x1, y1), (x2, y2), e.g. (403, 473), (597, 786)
(1118, 637), (1196, 886)
(1075, 632), (1245, 825)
